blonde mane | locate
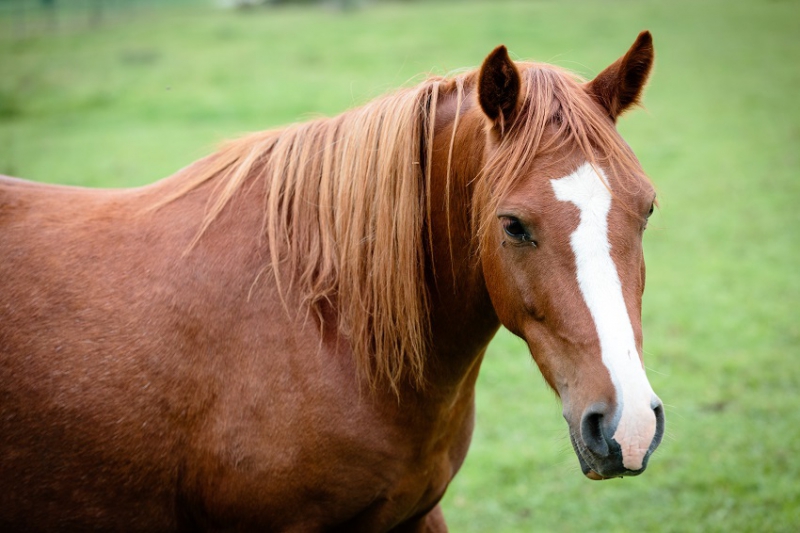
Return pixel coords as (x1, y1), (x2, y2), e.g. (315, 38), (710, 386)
(161, 74), (467, 394)
(161, 62), (645, 394)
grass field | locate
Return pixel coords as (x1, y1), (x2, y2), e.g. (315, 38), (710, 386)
(2, 0), (799, 531)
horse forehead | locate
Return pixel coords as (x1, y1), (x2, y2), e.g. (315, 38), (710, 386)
(546, 161), (651, 213)
(511, 160), (645, 212)
(550, 163), (613, 225)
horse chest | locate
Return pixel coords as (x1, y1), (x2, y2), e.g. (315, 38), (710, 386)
(187, 370), (475, 532)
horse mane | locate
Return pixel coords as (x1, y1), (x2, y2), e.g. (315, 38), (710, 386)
(158, 61), (646, 394)
(158, 74), (468, 394)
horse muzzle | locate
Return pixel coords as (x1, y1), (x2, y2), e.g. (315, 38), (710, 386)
(567, 398), (665, 480)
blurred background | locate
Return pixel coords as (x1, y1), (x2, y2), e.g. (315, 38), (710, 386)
(1, 0), (798, 531)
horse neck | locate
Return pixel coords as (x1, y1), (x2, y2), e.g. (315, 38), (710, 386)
(423, 89), (500, 389)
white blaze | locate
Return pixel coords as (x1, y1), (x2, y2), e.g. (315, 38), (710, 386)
(551, 163), (656, 470)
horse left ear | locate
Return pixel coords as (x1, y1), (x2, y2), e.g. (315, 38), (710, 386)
(478, 45), (521, 132)
(587, 31), (654, 122)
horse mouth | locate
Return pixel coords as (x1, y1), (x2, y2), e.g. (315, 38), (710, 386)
(576, 450), (619, 481)
(573, 441), (610, 480)
(569, 430), (634, 481)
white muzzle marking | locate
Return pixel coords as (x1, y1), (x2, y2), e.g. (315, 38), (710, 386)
(551, 163), (656, 470)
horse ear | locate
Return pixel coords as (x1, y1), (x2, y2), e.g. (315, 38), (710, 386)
(478, 45), (521, 131)
(587, 31), (654, 122)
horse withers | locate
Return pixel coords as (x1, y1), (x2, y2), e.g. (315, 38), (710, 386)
(0, 32), (663, 531)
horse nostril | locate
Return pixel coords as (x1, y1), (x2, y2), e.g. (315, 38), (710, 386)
(651, 401), (665, 452)
(580, 407), (609, 457)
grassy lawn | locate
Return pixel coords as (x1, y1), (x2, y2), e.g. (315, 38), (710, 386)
(2, 0), (799, 531)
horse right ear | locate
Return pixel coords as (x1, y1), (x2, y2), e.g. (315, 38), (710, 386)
(478, 45), (521, 133)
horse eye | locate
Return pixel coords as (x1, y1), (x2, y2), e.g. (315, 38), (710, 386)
(502, 217), (528, 240)
(647, 203), (655, 217)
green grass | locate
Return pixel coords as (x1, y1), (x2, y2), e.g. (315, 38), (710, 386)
(2, 0), (799, 531)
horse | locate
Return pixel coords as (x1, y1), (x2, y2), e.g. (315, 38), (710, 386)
(0, 32), (664, 531)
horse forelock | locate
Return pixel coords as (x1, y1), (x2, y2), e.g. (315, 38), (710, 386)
(474, 63), (652, 257)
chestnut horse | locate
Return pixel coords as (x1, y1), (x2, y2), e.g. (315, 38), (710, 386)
(0, 32), (664, 531)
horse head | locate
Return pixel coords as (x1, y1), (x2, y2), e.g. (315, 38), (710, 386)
(475, 32), (664, 480)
